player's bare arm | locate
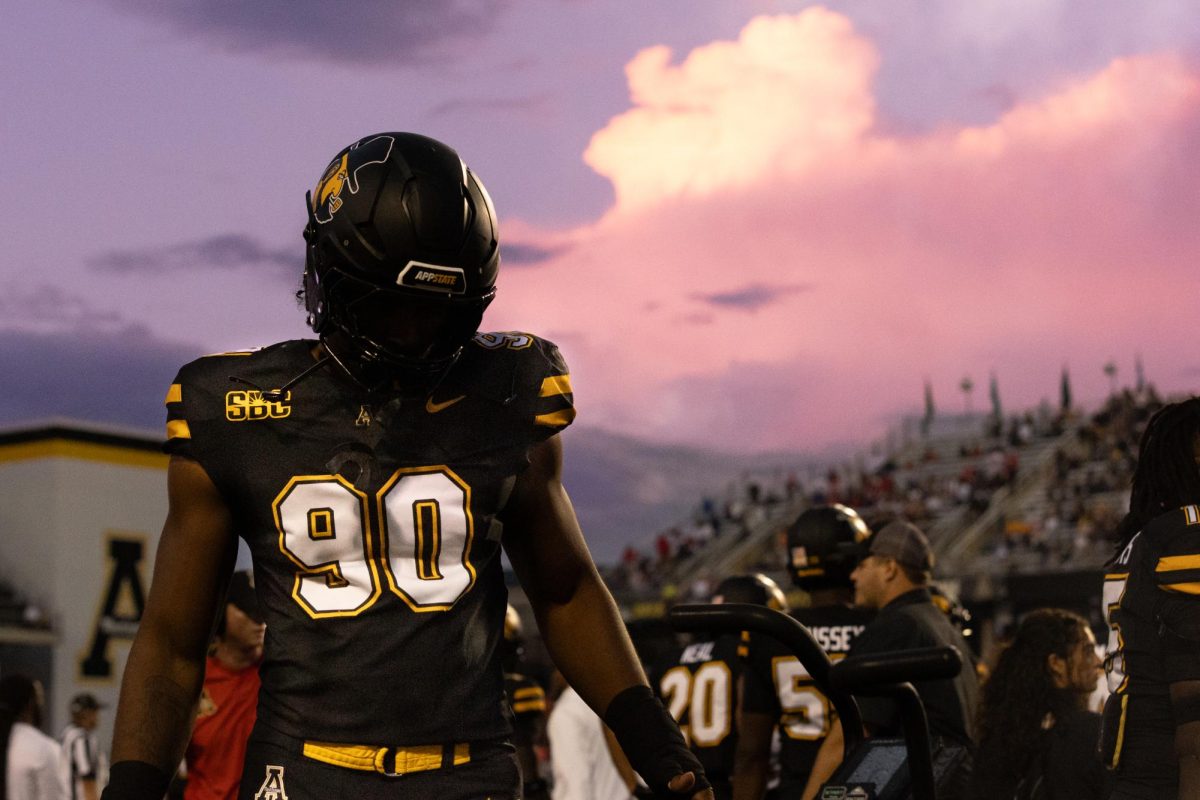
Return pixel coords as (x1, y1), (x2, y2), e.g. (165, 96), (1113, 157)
(105, 456), (237, 796)
(731, 705), (773, 800)
(502, 434), (644, 707)
(503, 434), (713, 799)
(801, 717), (844, 800)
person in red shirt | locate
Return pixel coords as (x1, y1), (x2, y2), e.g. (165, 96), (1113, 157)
(183, 571), (263, 800)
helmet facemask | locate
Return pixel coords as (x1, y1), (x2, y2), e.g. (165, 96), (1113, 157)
(306, 252), (493, 388)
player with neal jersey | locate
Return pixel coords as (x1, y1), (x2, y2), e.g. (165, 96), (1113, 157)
(102, 133), (710, 800)
(653, 574), (787, 800)
(733, 505), (873, 800)
(1101, 398), (1200, 799)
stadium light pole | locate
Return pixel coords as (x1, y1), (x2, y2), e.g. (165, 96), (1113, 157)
(959, 375), (974, 415)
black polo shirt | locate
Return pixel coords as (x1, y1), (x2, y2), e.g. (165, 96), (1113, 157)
(848, 588), (979, 746)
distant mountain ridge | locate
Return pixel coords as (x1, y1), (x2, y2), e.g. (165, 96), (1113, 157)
(560, 426), (826, 564)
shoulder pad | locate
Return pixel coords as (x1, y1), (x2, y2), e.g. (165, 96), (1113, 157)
(452, 331), (576, 436)
(162, 340), (311, 455)
(1151, 505), (1200, 597)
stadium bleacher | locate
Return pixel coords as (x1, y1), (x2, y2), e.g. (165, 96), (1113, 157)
(604, 383), (1173, 655)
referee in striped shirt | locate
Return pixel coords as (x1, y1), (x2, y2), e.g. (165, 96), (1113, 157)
(60, 693), (107, 800)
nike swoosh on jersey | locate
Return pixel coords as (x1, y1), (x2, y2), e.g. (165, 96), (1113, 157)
(425, 394), (467, 413)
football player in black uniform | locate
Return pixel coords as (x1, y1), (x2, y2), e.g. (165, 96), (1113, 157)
(1101, 397), (1200, 799)
(653, 574), (787, 800)
(102, 133), (711, 800)
(733, 505), (873, 800)
(502, 605), (550, 800)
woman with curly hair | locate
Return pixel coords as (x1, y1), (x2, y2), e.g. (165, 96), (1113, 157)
(969, 608), (1108, 799)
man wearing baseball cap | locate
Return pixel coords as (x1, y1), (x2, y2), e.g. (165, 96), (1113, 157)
(61, 692), (109, 800)
(800, 520), (980, 800)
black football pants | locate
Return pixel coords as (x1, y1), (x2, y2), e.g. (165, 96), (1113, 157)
(238, 723), (521, 800)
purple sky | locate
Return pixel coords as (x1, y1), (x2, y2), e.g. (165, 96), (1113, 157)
(3, 0), (1199, 453)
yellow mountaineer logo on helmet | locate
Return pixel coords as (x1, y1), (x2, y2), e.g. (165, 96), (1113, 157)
(314, 154), (349, 217)
(311, 135), (395, 224)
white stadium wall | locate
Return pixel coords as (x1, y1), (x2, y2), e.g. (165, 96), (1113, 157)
(0, 421), (168, 749)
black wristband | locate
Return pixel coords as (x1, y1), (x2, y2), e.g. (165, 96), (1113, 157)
(603, 685), (711, 798)
(100, 761), (172, 800)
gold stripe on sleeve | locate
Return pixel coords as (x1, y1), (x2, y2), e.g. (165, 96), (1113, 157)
(166, 419), (192, 440)
(513, 699), (547, 713)
(539, 374), (573, 398)
(165, 384), (182, 405)
(1156, 554), (1200, 573)
(534, 408), (577, 427)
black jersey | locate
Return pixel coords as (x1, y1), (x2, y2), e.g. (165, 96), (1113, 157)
(163, 333), (575, 745)
(653, 634), (743, 789)
(741, 604), (871, 790)
(505, 670), (549, 797)
(1102, 504), (1200, 794)
(505, 671), (548, 742)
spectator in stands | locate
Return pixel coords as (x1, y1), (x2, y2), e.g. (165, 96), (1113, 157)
(1, 673), (67, 800)
(970, 608), (1108, 799)
(801, 520), (979, 800)
(60, 693), (108, 800)
(182, 571), (263, 800)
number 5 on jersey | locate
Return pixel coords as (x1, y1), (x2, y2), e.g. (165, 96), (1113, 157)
(273, 468), (476, 618)
(774, 657), (831, 740)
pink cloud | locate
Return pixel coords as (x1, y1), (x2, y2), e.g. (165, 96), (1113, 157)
(583, 9), (880, 213)
(490, 9), (1200, 452)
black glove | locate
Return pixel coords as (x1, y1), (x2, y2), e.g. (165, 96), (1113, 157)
(100, 761), (172, 800)
(604, 685), (711, 799)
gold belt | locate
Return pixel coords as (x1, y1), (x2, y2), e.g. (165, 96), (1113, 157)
(302, 740), (470, 776)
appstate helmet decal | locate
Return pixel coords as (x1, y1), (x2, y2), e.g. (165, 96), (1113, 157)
(312, 135), (395, 224)
(396, 260), (468, 295)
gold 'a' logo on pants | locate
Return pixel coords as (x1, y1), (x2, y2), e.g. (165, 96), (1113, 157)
(254, 766), (288, 800)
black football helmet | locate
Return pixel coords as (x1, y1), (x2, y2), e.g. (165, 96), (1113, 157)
(712, 573), (789, 612)
(500, 603), (525, 668)
(786, 504), (872, 591)
(303, 132), (499, 386)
